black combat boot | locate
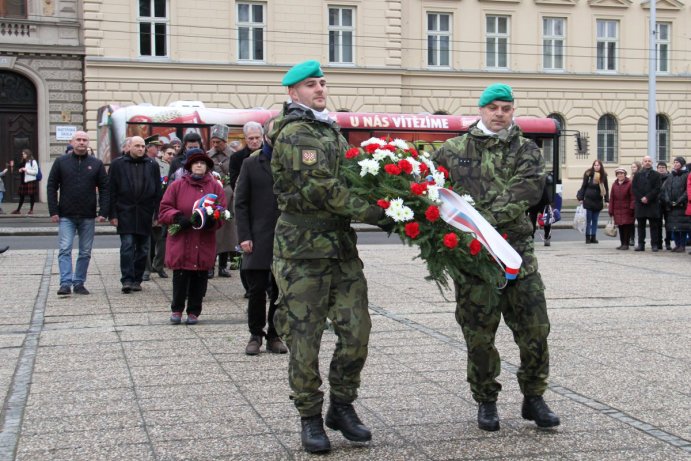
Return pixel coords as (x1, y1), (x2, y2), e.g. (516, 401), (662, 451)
(477, 402), (500, 431)
(325, 397), (372, 442)
(521, 395), (560, 428)
(300, 415), (331, 453)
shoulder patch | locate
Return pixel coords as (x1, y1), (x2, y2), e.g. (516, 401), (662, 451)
(302, 150), (317, 165)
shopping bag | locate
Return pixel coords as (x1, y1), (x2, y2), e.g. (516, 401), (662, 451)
(573, 204), (586, 234)
(604, 219), (617, 237)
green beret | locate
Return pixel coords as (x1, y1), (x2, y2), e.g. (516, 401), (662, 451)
(282, 60), (324, 86)
(478, 83), (514, 107)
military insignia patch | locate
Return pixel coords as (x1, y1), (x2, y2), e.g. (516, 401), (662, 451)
(302, 150), (317, 165)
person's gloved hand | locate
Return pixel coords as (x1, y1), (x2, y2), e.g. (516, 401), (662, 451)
(174, 214), (192, 230)
(203, 215), (216, 229)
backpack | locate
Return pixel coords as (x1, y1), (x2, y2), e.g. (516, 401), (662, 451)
(36, 166), (43, 181)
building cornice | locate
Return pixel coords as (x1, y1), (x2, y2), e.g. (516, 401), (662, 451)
(0, 45), (85, 56)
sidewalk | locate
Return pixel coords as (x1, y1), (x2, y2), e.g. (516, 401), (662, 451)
(0, 240), (689, 460)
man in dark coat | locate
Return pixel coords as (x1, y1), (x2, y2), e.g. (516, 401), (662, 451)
(632, 155), (662, 251)
(656, 161), (671, 250)
(228, 121), (263, 190)
(234, 118), (287, 356)
(109, 136), (162, 292)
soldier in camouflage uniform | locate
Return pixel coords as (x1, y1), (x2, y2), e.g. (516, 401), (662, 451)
(270, 60), (389, 454)
(432, 83), (560, 432)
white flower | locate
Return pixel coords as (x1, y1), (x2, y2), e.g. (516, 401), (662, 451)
(406, 157), (422, 176)
(372, 150), (396, 162)
(421, 150), (431, 158)
(360, 137), (386, 148)
(427, 185), (441, 203)
(390, 138), (409, 150)
(223, 210), (231, 220)
(461, 194), (475, 205)
(432, 171), (446, 187)
(358, 158), (380, 177)
(385, 198), (414, 222)
(205, 206), (214, 216)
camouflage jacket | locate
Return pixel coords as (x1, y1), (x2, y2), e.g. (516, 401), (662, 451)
(270, 102), (382, 260)
(432, 122), (546, 276)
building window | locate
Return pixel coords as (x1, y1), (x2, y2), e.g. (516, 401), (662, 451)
(547, 113), (566, 165)
(237, 2), (265, 61)
(0, 0), (27, 18)
(543, 18), (565, 71)
(597, 114), (618, 163)
(656, 22), (670, 73)
(486, 15), (509, 69)
(427, 13), (451, 67)
(596, 19), (617, 72)
(656, 114), (670, 162)
(329, 7), (354, 64)
(139, 0), (167, 57)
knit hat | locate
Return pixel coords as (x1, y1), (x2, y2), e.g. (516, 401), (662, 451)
(184, 151), (214, 171)
(673, 156), (686, 166)
(478, 83), (514, 107)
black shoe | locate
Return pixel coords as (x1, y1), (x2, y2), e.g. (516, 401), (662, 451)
(325, 398), (372, 442)
(634, 246), (644, 252)
(157, 270), (168, 278)
(521, 396), (560, 428)
(122, 282), (133, 294)
(142, 272), (150, 281)
(131, 282), (142, 292)
(590, 235), (599, 244)
(207, 269), (214, 279)
(218, 267), (231, 277)
(73, 284), (90, 295)
(477, 402), (500, 431)
(652, 247), (659, 253)
(585, 234), (591, 244)
(301, 415), (331, 453)
(57, 285), (71, 295)
(0, 245), (9, 254)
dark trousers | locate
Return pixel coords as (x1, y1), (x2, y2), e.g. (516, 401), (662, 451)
(618, 224), (634, 247)
(245, 269), (279, 338)
(119, 233), (150, 284)
(149, 225), (167, 273)
(637, 217), (661, 249)
(171, 270), (208, 316)
(658, 211), (671, 248)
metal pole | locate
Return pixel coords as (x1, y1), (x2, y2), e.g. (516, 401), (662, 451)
(648, 0), (657, 162)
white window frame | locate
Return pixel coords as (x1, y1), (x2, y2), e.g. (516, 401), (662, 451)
(427, 12), (451, 68)
(656, 22), (670, 74)
(543, 17), (565, 71)
(328, 6), (355, 65)
(138, 0), (169, 58)
(596, 19), (618, 72)
(597, 114), (618, 163)
(486, 15), (509, 69)
(237, 2), (265, 62)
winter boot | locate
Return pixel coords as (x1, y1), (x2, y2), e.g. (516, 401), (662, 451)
(300, 415), (331, 453)
(325, 397), (372, 442)
(585, 234), (591, 244)
(522, 396), (560, 428)
(477, 401), (500, 431)
(590, 234), (599, 244)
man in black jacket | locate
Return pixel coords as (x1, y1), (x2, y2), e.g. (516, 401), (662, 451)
(108, 136), (162, 293)
(632, 155), (662, 252)
(47, 131), (109, 296)
(228, 121), (263, 190)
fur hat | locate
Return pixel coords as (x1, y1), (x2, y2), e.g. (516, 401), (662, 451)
(184, 151), (214, 171)
(210, 124), (229, 141)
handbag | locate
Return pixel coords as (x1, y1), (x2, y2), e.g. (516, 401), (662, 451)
(604, 219), (617, 237)
(573, 204), (586, 234)
(36, 167), (43, 181)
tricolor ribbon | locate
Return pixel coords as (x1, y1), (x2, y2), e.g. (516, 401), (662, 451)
(438, 188), (522, 281)
(191, 193), (218, 230)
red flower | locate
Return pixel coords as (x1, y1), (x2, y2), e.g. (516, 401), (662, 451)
(377, 199), (391, 209)
(365, 144), (379, 154)
(419, 162), (429, 175)
(382, 144), (396, 152)
(443, 233), (458, 248)
(425, 205), (440, 222)
(469, 238), (482, 256)
(502, 233), (508, 240)
(404, 222), (420, 239)
(410, 182), (428, 195)
(345, 147), (360, 159)
(437, 166), (450, 179)
(385, 164), (402, 175)
(213, 210), (220, 220)
(406, 147), (419, 158)
(398, 159), (413, 174)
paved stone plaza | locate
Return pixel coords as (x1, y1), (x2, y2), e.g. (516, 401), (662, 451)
(0, 239), (689, 460)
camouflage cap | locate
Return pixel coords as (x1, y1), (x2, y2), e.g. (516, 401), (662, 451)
(282, 60), (324, 86)
(210, 124), (229, 141)
(478, 83), (514, 107)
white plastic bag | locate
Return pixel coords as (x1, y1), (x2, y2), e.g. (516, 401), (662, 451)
(573, 204), (586, 234)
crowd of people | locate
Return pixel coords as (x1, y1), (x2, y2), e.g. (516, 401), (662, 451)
(8, 58), (688, 455)
(578, 155), (691, 253)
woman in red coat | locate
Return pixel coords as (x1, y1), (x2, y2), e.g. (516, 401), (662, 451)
(608, 167), (635, 250)
(158, 151), (226, 324)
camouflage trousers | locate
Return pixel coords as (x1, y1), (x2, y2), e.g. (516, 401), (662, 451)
(272, 257), (371, 417)
(454, 271), (550, 403)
